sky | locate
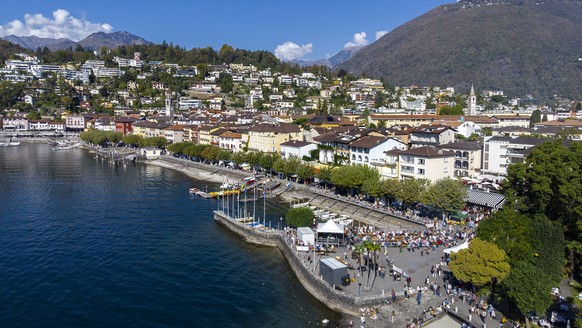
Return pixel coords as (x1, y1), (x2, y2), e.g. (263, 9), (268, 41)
(0, 0), (452, 61)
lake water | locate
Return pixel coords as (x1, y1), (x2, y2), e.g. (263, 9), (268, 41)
(0, 144), (340, 327)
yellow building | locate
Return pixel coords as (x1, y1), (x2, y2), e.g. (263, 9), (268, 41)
(248, 122), (302, 153)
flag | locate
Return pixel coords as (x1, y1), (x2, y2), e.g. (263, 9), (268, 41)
(240, 181), (246, 192)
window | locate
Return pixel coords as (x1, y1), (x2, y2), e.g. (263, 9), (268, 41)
(417, 158), (425, 165)
(417, 168), (425, 175)
(444, 157), (448, 163)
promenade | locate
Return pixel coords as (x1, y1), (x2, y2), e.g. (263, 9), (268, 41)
(149, 155), (507, 327)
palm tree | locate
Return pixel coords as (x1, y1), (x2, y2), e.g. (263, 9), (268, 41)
(353, 243), (367, 296)
(368, 242), (382, 288)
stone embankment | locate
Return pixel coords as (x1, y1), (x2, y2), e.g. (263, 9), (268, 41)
(213, 211), (279, 247)
(213, 210), (410, 317)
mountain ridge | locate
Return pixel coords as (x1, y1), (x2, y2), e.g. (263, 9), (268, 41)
(337, 0), (582, 98)
(1, 31), (152, 51)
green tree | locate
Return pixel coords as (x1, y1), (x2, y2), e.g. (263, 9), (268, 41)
(504, 261), (553, 326)
(477, 209), (535, 263)
(285, 207), (314, 228)
(529, 109), (541, 127)
(542, 114), (548, 122)
(396, 178), (429, 208)
(449, 238), (510, 288)
(295, 162), (314, 183)
(315, 167), (333, 189)
(504, 140), (582, 242)
(439, 105), (464, 116)
(482, 126), (493, 136)
(421, 178), (468, 218)
(362, 178), (384, 199)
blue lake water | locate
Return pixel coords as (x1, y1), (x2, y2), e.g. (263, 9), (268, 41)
(0, 144), (340, 327)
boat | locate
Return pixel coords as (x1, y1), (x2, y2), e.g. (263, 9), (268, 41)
(189, 188), (199, 194)
(0, 140), (20, 147)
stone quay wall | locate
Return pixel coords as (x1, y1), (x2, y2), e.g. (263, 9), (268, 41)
(213, 210), (279, 247)
(213, 210), (398, 316)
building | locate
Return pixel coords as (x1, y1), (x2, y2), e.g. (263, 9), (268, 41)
(247, 122), (302, 153)
(280, 140), (318, 159)
(467, 85), (477, 116)
(164, 125), (185, 143)
(396, 146), (455, 182)
(437, 141), (482, 178)
(2, 117), (29, 130)
(482, 136), (549, 176)
(348, 136), (406, 167)
(115, 117), (138, 136)
(408, 125), (456, 148)
(65, 115), (87, 132)
(218, 130), (244, 152)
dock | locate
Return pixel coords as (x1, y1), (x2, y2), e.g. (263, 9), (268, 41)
(191, 190), (213, 199)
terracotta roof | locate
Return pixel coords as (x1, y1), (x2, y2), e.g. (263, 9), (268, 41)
(535, 120), (582, 127)
(219, 131), (242, 139)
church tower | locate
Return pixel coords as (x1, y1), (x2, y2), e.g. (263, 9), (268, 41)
(165, 91), (174, 122)
(468, 85), (477, 116)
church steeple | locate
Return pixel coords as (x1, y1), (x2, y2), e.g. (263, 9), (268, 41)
(468, 85), (477, 116)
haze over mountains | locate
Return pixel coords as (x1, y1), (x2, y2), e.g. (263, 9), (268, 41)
(1, 31), (152, 51)
(337, 0), (582, 98)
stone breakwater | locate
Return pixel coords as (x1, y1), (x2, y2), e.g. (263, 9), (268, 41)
(213, 210), (405, 316)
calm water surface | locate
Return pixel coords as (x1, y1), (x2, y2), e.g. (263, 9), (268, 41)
(0, 144), (340, 327)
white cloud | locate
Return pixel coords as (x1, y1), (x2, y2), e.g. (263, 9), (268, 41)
(0, 9), (113, 41)
(376, 30), (389, 40)
(344, 32), (369, 49)
(274, 41), (313, 61)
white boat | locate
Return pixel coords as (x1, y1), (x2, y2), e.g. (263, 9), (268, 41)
(0, 141), (20, 147)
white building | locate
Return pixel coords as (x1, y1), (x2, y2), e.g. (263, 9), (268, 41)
(280, 140), (318, 159)
(482, 136), (549, 176)
(397, 146), (455, 182)
(348, 136), (407, 167)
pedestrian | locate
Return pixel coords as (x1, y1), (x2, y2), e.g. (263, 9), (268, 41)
(391, 289), (396, 302)
(391, 310), (396, 323)
(360, 315), (366, 327)
(468, 313), (472, 322)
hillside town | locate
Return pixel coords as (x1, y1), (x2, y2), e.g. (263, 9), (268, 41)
(2, 52), (582, 184)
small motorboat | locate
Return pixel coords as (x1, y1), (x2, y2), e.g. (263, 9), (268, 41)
(189, 188), (199, 194)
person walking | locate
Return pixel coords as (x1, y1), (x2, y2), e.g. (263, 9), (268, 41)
(391, 310), (396, 323)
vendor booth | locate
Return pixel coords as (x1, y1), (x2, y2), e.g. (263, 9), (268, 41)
(297, 227), (315, 245)
(316, 220), (345, 246)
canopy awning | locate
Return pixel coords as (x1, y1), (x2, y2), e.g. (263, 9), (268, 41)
(466, 189), (505, 210)
(317, 220), (344, 234)
(443, 241), (470, 254)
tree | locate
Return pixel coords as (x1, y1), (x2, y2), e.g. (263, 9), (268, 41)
(529, 109), (541, 127)
(477, 209), (535, 264)
(396, 178), (429, 207)
(542, 114), (548, 122)
(504, 140), (582, 242)
(422, 178), (468, 218)
(504, 261), (553, 327)
(315, 167), (333, 189)
(439, 105), (464, 116)
(449, 238), (510, 288)
(482, 126), (493, 136)
(295, 162), (314, 183)
(285, 207), (314, 228)
(362, 178), (384, 199)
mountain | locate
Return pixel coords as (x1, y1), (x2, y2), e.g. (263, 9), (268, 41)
(337, 0), (582, 98)
(78, 31), (152, 51)
(0, 39), (30, 62)
(1, 31), (152, 51)
(293, 46), (364, 67)
(1, 35), (77, 51)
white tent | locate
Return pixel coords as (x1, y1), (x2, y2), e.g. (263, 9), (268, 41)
(317, 220), (344, 234)
(443, 241), (470, 254)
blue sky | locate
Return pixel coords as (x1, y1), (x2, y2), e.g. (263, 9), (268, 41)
(0, 0), (452, 60)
